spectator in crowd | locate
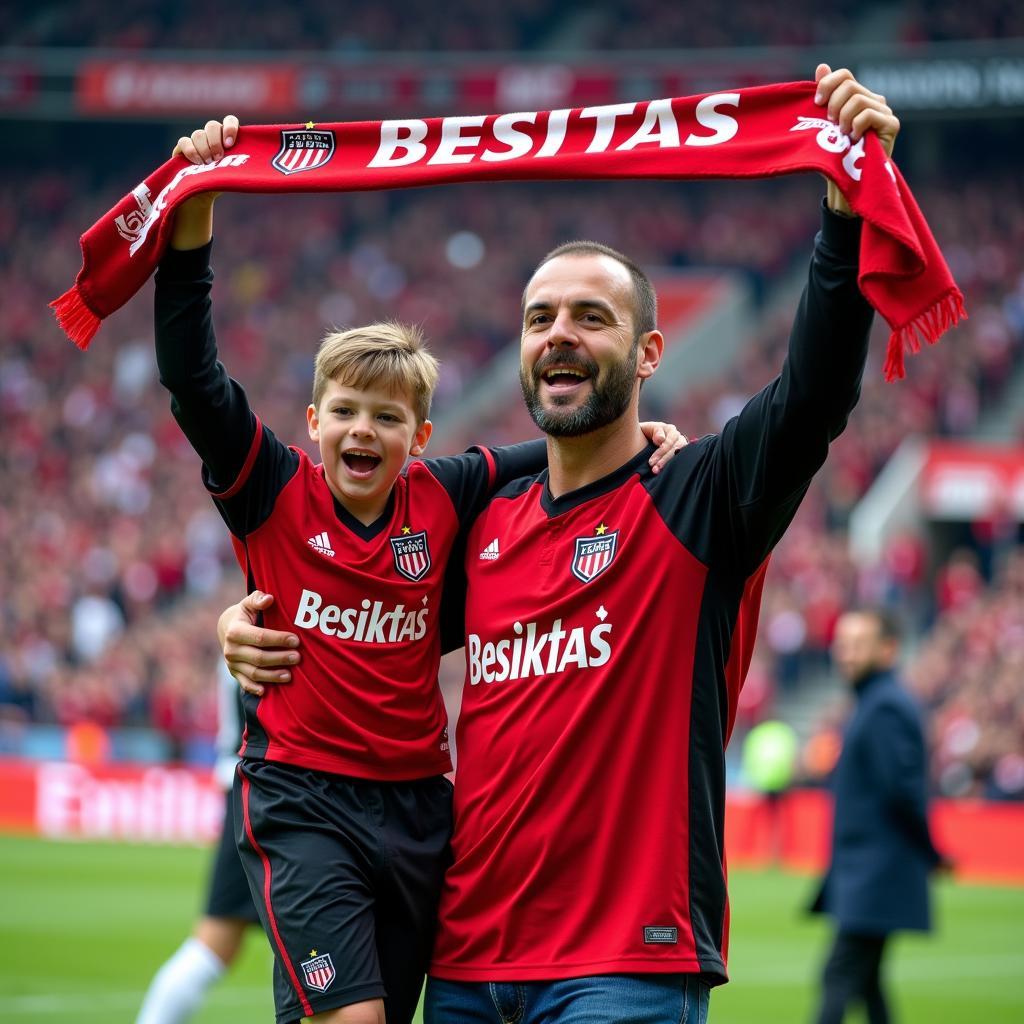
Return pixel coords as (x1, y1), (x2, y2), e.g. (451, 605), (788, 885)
(740, 718), (799, 865)
(136, 664), (261, 1024)
(810, 607), (948, 1024)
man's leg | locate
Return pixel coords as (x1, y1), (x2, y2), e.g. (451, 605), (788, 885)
(426, 974), (709, 1024)
(527, 973), (708, 1024)
(134, 926), (238, 1024)
(861, 935), (891, 1024)
(815, 931), (886, 1024)
(423, 978), (501, 1024)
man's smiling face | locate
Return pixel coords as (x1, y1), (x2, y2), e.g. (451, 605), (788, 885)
(519, 253), (642, 438)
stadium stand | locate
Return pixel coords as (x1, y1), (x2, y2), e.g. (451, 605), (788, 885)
(2, 0), (1017, 51)
(1, 3), (1021, 801)
(2, 163), (1021, 800)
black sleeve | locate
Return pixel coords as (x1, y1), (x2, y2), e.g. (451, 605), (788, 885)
(154, 241), (297, 537)
(438, 539), (469, 656)
(650, 204), (874, 574)
(428, 440), (545, 655)
(717, 205), (874, 572)
(424, 438), (547, 524)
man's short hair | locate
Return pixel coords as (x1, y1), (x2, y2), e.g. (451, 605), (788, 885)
(312, 322), (439, 424)
(527, 240), (657, 337)
(853, 605), (904, 645)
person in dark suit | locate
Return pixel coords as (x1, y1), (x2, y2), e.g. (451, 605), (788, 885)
(811, 607), (948, 1024)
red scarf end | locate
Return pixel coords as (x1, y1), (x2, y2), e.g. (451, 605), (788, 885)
(883, 289), (967, 383)
(50, 285), (101, 351)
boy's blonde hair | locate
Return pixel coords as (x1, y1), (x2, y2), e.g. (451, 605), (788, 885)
(312, 322), (439, 424)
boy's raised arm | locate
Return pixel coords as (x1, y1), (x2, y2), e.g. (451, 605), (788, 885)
(154, 115), (263, 494)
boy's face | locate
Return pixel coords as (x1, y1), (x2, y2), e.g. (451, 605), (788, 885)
(307, 378), (431, 524)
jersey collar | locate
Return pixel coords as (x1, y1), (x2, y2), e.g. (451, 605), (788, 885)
(540, 442), (654, 518)
(332, 488), (396, 542)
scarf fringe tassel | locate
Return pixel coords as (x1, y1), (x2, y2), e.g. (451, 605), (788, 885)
(883, 289), (967, 383)
(50, 285), (101, 351)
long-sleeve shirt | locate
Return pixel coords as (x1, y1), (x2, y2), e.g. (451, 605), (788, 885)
(430, 205), (874, 982)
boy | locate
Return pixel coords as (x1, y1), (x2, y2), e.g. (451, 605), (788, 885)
(156, 118), (682, 1024)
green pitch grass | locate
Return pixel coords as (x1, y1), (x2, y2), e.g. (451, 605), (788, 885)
(0, 835), (1022, 1022)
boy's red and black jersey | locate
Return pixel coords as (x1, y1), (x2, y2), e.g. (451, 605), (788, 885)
(154, 242), (546, 781)
(430, 206), (874, 984)
(219, 431), (497, 780)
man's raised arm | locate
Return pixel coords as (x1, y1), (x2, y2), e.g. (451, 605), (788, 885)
(707, 65), (899, 574)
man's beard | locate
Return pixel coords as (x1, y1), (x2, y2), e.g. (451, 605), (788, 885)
(520, 342), (639, 438)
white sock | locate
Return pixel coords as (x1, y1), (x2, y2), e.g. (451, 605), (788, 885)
(135, 936), (227, 1024)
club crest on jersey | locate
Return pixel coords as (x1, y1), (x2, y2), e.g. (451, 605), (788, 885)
(272, 128), (335, 175)
(301, 952), (335, 992)
(390, 531), (431, 581)
(571, 530), (619, 584)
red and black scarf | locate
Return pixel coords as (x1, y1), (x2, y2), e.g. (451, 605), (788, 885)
(53, 80), (965, 380)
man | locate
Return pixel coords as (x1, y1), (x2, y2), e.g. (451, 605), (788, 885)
(222, 65), (901, 1023)
(810, 608), (947, 1024)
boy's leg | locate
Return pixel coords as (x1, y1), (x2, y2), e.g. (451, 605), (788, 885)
(234, 760), (388, 1024)
(375, 775), (455, 1024)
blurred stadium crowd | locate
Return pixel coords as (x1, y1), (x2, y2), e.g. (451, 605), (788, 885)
(3, 0), (1020, 50)
(2, 1), (1022, 802)
(3, 163), (1022, 799)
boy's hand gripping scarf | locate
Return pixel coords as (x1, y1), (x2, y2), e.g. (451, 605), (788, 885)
(52, 80), (965, 380)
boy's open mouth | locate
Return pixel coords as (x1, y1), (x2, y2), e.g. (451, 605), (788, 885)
(342, 451), (383, 476)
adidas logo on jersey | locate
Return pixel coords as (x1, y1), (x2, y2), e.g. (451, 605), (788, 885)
(479, 538), (500, 561)
(308, 531), (335, 558)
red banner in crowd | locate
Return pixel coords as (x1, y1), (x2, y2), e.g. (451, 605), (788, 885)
(2, 759), (1021, 882)
(76, 61), (300, 115)
(71, 59), (801, 117)
(0, 759), (223, 844)
(921, 441), (1024, 521)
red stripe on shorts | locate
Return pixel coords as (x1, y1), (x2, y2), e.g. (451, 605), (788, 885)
(239, 764), (314, 1018)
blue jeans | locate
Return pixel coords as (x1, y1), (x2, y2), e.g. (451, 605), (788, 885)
(424, 973), (711, 1024)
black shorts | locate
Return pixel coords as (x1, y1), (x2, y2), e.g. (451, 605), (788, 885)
(205, 785), (261, 921)
(234, 759), (453, 1024)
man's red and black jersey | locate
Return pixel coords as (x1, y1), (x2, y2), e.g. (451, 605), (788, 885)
(430, 206), (874, 984)
(154, 243), (545, 781)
